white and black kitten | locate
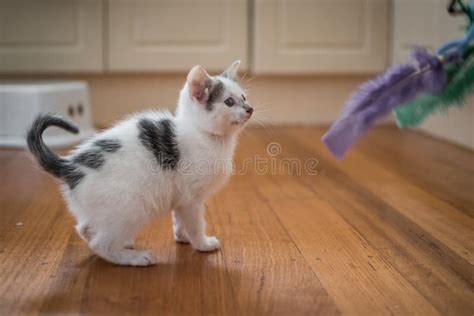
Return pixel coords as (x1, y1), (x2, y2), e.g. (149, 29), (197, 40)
(27, 61), (253, 266)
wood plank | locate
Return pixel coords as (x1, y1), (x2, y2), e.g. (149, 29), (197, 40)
(208, 188), (338, 315)
(0, 152), (74, 315)
(208, 129), (339, 315)
(1, 126), (473, 315)
(306, 177), (474, 315)
(252, 127), (474, 314)
(268, 197), (439, 315)
(288, 127), (474, 266)
(359, 126), (474, 217)
(247, 131), (442, 314)
(36, 217), (239, 315)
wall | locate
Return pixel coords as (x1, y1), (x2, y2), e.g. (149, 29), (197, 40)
(2, 73), (370, 127)
(417, 100), (474, 149)
(88, 74), (372, 127)
(3, 72), (471, 149)
(78, 73), (474, 149)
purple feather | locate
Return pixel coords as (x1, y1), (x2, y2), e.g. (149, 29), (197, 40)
(322, 48), (446, 159)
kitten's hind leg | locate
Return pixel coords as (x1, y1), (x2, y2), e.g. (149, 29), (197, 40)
(172, 210), (190, 243)
(88, 222), (157, 266)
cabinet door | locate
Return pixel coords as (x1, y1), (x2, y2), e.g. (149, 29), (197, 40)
(107, 0), (248, 72)
(392, 0), (464, 63)
(0, 0), (103, 73)
(253, 0), (388, 74)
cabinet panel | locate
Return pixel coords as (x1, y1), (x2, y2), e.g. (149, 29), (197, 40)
(108, 0), (248, 72)
(253, 0), (388, 74)
(392, 0), (464, 63)
(0, 0), (103, 73)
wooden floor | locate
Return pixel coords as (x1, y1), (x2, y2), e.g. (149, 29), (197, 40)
(0, 126), (473, 315)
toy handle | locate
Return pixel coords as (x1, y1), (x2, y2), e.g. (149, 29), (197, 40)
(436, 24), (474, 55)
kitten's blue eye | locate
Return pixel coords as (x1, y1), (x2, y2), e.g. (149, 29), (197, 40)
(224, 97), (235, 107)
(242, 95), (246, 101)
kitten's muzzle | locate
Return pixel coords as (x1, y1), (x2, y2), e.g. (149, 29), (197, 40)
(243, 104), (253, 116)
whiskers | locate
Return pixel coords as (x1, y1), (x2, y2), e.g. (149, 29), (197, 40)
(238, 73), (273, 134)
(250, 103), (274, 134)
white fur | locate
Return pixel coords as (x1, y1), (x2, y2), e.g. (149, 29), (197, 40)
(61, 62), (251, 266)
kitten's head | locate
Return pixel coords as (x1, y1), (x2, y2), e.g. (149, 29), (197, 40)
(178, 61), (253, 136)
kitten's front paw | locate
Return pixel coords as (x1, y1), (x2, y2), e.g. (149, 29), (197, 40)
(173, 230), (190, 244)
(193, 236), (220, 252)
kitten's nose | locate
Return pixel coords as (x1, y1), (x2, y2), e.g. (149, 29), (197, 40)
(244, 105), (253, 115)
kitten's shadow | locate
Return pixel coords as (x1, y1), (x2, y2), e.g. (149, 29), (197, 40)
(22, 244), (252, 314)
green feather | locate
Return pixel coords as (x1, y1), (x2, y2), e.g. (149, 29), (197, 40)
(394, 54), (474, 127)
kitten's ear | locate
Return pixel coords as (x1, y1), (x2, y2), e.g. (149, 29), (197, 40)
(187, 65), (211, 103)
(221, 60), (241, 80)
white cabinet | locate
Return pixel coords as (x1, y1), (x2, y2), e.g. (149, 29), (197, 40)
(107, 0), (248, 72)
(0, 0), (103, 73)
(253, 0), (389, 74)
(0, 0), (389, 74)
(392, 0), (465, 63)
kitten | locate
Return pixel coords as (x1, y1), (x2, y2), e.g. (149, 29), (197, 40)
(27, 61), (253, 266)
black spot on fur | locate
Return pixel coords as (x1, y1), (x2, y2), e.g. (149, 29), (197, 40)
(137, 118), (180, 169)
(206, 80), (224, 111)
(95, 139), (121, 153)
(73, 148), (105, 169)
(72, 138), (121, 170)
(63, 167), (85, 190)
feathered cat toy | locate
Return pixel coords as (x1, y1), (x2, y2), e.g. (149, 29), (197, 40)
(322, 0), (474, 159)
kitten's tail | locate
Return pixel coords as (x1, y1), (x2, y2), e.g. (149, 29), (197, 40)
(26, 113), (79, 178)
